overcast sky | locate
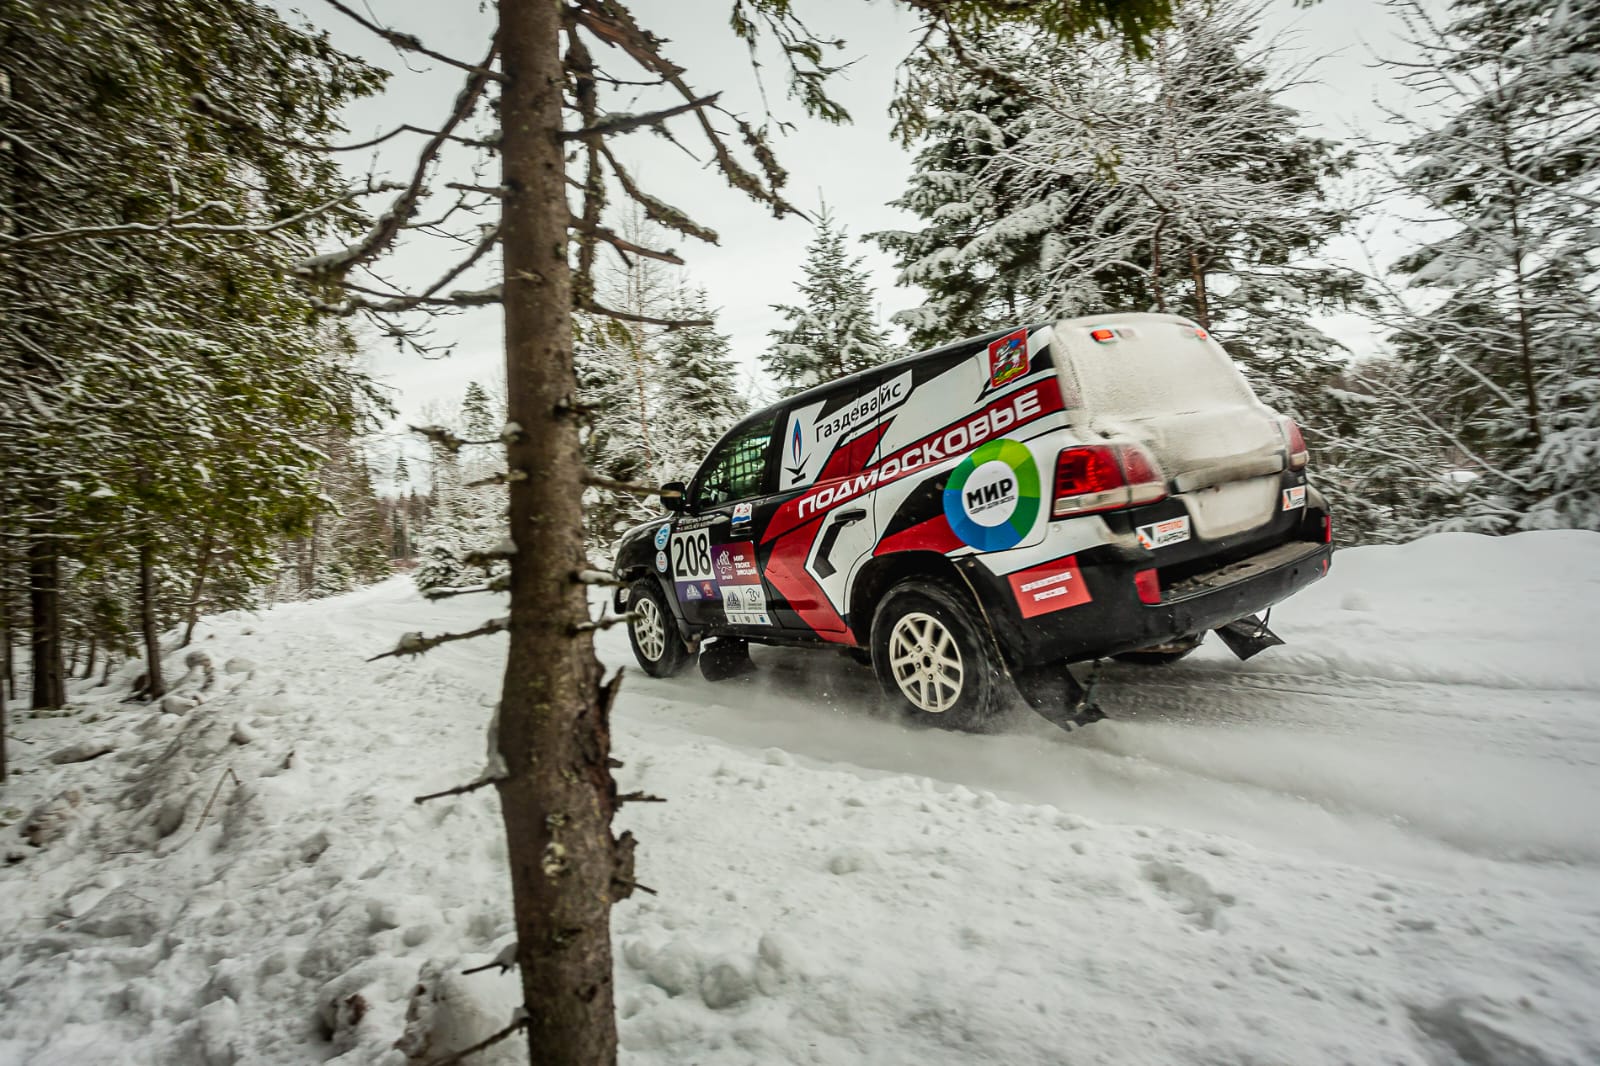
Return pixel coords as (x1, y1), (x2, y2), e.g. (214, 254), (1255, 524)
(274, 0), (1420, 452)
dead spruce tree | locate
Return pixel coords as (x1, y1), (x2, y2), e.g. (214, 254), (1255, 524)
(296, 0), (1180, 1061)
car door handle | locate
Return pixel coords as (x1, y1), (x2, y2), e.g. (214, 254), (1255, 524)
(813, 509), (867, 580)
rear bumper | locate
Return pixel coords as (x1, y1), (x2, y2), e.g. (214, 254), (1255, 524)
(960, 523), (1333, 668)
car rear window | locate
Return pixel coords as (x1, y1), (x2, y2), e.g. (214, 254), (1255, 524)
(1062, 321), (1258, 418)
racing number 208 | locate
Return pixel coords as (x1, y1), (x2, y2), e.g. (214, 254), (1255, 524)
(672, 529), (712, 581)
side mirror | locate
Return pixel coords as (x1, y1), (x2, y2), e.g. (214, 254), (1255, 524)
(660, 481), (687, 513)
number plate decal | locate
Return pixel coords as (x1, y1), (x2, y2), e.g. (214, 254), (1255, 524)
(671, 528), (716, 602)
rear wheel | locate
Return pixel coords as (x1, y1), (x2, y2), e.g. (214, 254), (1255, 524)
(626, 579), (692, 678)
(870, 579), (1006, 732)
(1112, 633), (1204, 666)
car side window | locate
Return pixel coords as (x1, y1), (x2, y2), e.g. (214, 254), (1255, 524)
(691, 417), (775, 510)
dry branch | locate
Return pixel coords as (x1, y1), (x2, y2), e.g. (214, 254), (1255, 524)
(368, 618), (510, 661)
(319, 0), (506, 81)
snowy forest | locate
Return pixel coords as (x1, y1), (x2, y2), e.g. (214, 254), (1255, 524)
(2, 0), (1598, 1064)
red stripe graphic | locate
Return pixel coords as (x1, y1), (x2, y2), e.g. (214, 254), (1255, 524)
(762, 378), (1065, 545)
(759, 376), (1066, 641)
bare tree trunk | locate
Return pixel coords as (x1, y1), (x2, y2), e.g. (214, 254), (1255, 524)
(498, 3), (624, 1061)
(1, 575), (13, 701)
(1149, 211), (1168, 314)
(182, 526), (216, 647)
(66, 640), (79, 677)
(1498, 107), (1542, 445)
(28, 537), (65, 710)
(1188, 248), (1210, 330)
(139, 538), (165, 700)
(83, 633), (97, 680)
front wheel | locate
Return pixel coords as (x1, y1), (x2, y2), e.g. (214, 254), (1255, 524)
(626, 579), (693, 678)
(870, 578), (1007, 732)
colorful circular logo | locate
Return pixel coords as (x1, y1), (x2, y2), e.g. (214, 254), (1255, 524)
(653, 525), (670, 550)
(943, 439), (1040, 551)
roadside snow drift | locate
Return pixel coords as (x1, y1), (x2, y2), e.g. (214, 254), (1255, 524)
(2, 531), (1598, 1065)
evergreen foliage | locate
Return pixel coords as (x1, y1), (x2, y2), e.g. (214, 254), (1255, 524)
(880, 0), (1367, 418)
(656, 291), (749, 483)
(410, 383), (509, 593)
(763, 206), (896, 395)
(1376, 0), (1600, 534)
(0, 0), (392, 703)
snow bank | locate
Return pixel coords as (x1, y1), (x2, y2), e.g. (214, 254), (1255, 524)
(1, 531), (1597, 1065)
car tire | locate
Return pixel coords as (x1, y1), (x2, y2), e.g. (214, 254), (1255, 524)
(870, 578), (1007, 733)
(1112, 633), (1204, 666)
(626, 579), (693, 678)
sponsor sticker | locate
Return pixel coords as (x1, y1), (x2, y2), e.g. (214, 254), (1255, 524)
(672, 527), (716, 602)
(1007, 555), (1092, 619)
(943, 438), (1042, 551)
(784, 371), (914, 486)
(1136, 515), (1191, 550)
(654, 550), (668, 572)
(987, 328), (1030, 388)
(685, 583), (702, 601)
(1282, 485), (1306, 511)
(732, 501), (753, 527)
(653, 525), (670, 551)
(712, 542), (772, 625)
(784, 378), (1061, 529)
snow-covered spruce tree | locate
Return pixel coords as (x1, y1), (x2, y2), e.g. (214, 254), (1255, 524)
(304, 1), (1178, 1060)
(1377, 0), (1600, 532)
(409, 384), (510, 594)
(656, 290), (749, 483)
(763, 205), (896, 395)
(875, 35), (1121, 349)
(903, 0), (1366, 423)
(574, 206), (685, 548)
(0, 0), (386, 704)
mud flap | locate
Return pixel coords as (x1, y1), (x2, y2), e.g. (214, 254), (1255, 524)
(1213, 612), (1285, 661)
(1012, 663), (1107, 733)
(699, 637), (755, 682)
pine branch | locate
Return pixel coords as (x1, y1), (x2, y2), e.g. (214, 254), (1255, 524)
(419, 1011), (528, 1066)
(422, 574), (511, 599)
(560, 95), (719, 140)
(570, 0), (803, 217)
(414, 775), (503, 804)
(461, 941), (519, 976)
(368, 618), (510, 662)
(582, 473), (672, 496)
(318, 0), (506, 81)
(570, 612), (637, 635)
(465, 469), (529, 488)
(568, 214), (684, 266)
(295, 36), (500, 281)
(2, 183), (401, 250)
(596, 144), (719, 244)
(617, 791), (666, 805)
(574, 292), (711, 328)
(319, 226), (501, 314)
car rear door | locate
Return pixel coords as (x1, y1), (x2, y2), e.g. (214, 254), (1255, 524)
(1054, 314), (1289, 541)
(758, 375), (893, 640)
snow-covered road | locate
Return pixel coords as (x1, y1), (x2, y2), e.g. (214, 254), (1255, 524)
(3, 532), (1598, 1065)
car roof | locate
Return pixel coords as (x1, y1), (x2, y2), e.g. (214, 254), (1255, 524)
(736, 320), (1056, 431)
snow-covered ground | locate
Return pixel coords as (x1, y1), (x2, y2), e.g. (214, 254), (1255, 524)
(3, 531), (1599, 1066)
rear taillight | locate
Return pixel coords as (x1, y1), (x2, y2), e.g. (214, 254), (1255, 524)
(1281, 419), (1309, 471)
(1321, 513), (1333, 544)
(1134, 568), (1162, 605)
(1052, 443), (1167, 517)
